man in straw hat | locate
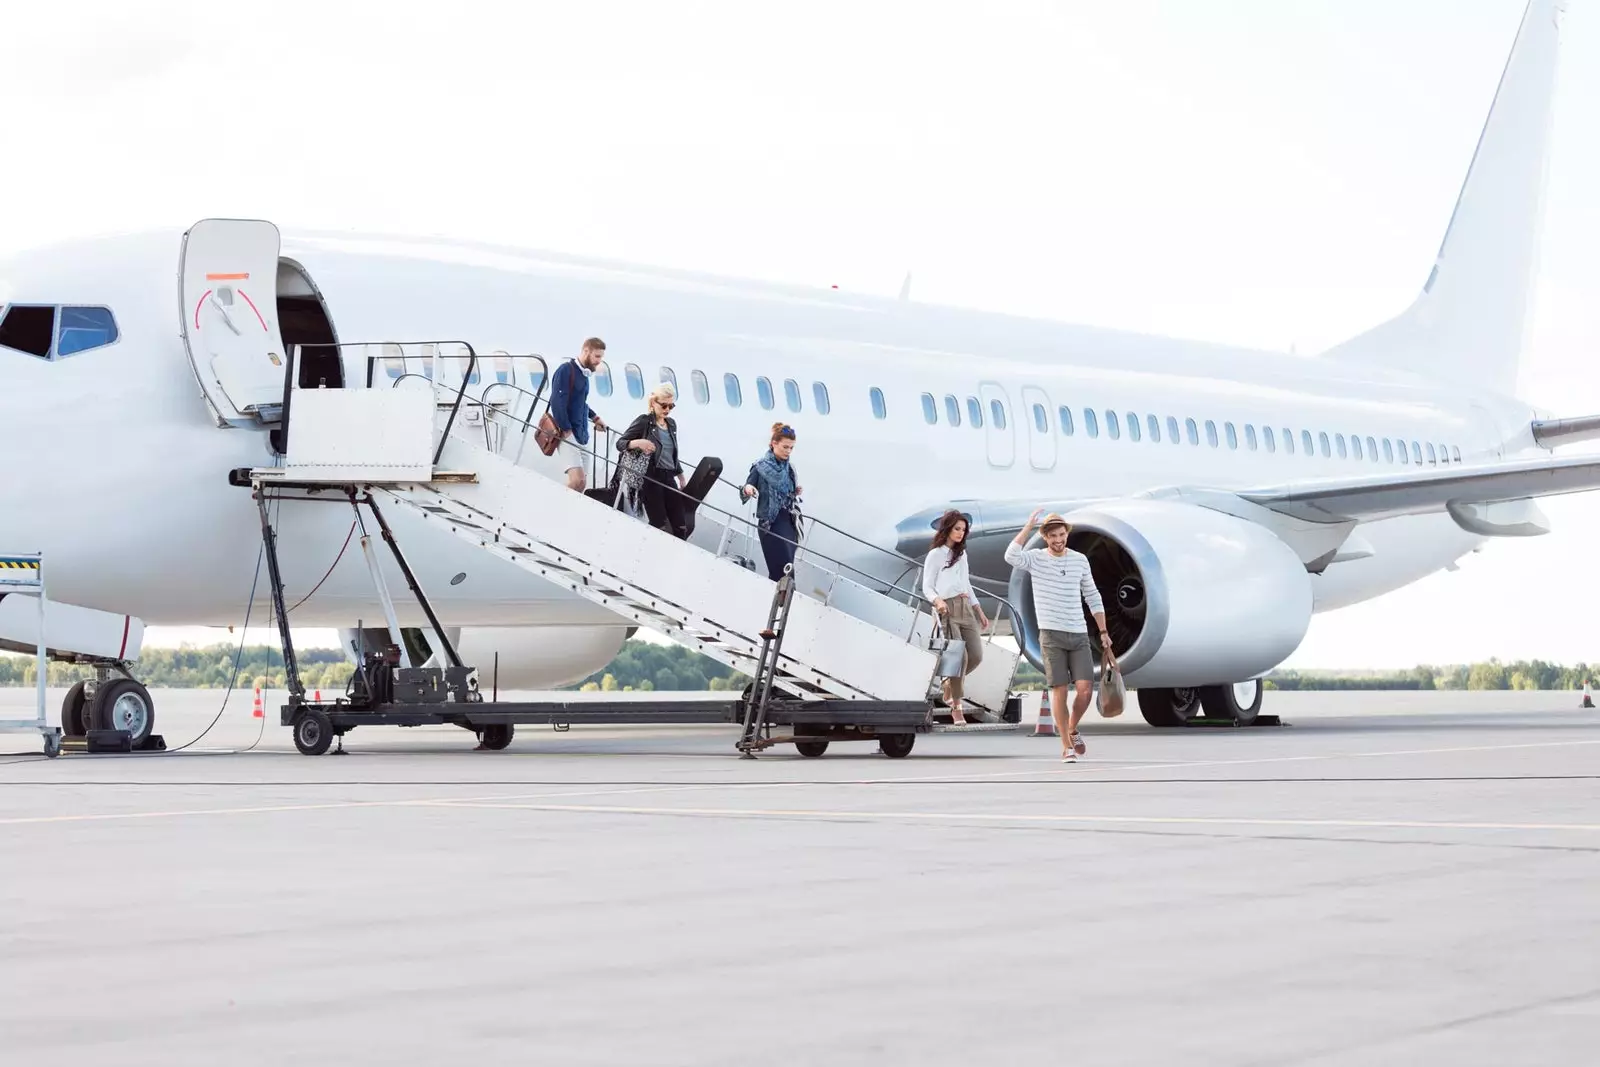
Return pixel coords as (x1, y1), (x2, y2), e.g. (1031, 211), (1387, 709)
(1005, 508), (1111, 762)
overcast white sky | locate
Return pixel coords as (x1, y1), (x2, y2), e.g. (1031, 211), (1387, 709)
(5, 1), (1596, 669)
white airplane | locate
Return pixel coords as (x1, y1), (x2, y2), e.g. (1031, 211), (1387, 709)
(1, 0), (1596, 744)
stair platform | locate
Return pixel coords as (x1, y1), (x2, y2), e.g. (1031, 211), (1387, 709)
(284, 697), (932, 733)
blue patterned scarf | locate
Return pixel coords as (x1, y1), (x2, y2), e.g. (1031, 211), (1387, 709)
(753, 450), (797, 528)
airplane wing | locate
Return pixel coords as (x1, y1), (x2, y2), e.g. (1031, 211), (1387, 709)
(1532, 413), (1600, 449)
(1236, 452), (1600, 524)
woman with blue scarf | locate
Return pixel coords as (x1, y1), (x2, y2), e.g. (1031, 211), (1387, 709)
(741, 422), (803, 581)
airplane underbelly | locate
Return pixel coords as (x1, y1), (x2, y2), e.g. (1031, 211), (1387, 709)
(1309, 514), (1482, 611)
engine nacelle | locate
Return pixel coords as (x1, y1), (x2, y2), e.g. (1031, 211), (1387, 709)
(338, 625), (627, 691)
(1008, 500), (1312, 688)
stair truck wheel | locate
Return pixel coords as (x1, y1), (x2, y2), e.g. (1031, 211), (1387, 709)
(61, 681), (89, 737)
(89, 678), (155, 747)
(795, 740), (830, 758)
(879, 733), (915, 759)
(478, 724), (514, 751)
(294, 709), (334, 756)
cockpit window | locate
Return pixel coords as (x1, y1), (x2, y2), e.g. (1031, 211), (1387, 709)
(0, 305), (57, 358)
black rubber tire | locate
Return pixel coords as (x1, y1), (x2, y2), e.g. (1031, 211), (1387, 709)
(294, 710), (334, 756)
(879, 733), (915, 758)
(89, 677), (155, 747)
(1199, 681), (1263, 725)
(1136, 687), (1201, 728)
(795, 740), (829, 758)
(479, 724), (514, 751)
(61, 681), (89, 737)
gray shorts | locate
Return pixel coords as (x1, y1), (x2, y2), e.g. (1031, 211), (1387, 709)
(1040, 629), (1093, 688)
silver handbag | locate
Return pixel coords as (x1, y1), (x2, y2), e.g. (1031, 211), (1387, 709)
(930, 615), (968, 679)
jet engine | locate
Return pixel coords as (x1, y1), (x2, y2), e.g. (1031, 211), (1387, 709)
(339, 624), (627, 692)
(1008, 500), (1312, 689)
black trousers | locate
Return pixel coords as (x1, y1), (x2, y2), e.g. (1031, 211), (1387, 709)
(641, 469), (692, 539)
(758, 510), (799, 581)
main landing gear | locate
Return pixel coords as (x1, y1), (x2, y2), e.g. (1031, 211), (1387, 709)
(60, 664), (159, 749)
(1137, 678), (1265, 727)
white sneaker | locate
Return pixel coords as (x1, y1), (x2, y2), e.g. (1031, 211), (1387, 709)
(1061, 750), (1077, 763)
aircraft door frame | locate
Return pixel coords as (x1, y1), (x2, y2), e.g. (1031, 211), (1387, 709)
(978, 381), (1015, 469)
(178, 218), (289, 427)
(1019, 385), (1056, 470)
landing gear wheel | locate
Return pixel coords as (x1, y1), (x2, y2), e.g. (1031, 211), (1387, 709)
(1137, 687), (1200, 728)
(1199, 680), (1263, 725)
(89, 678), (155, 747)
(795, 740), (829, 758)
(293, 710), (334, 756)
(479, 724), (514, 751)
(61, 681), (89, 737)
(879, 733), (915, 759)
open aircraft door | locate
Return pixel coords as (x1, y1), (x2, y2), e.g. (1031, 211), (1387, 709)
(179, 218), (289, 426)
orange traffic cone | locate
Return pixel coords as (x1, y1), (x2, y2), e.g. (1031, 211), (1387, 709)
(1582, 681), (1594, 710)
(314, 690), (322, 703)
(252, 687), (264, 719)
(1031, 690), (1056, 737)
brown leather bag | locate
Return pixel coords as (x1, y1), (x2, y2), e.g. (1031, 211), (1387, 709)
(534, 413), (562, 456)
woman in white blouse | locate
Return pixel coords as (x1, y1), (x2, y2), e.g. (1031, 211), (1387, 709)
(922, 510), (990, 723)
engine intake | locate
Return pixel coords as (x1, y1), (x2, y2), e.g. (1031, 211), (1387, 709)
(1008, 500), (1313, 688)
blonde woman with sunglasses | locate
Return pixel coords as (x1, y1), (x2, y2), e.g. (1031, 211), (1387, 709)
(616, 383), (691, 539)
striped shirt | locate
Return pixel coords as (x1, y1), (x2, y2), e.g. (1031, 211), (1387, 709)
(1004, 543), (1105, 633)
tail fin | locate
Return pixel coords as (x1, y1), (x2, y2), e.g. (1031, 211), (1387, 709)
(1323, 0), (1565, 396)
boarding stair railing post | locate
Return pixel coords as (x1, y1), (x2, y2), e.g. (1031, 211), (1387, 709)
(0, 553), (59, 758)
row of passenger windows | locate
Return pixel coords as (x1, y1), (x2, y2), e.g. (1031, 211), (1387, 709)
(915, 391), (1463, 466)
(593, 363), (833, 415)
(0, 305), (120, 360)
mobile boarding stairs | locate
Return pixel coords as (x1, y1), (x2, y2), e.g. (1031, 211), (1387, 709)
(236, 343), (1022, 758)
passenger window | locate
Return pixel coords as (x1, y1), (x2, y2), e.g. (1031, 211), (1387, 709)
(0, 305), (56, 358)
(1283, 427), (1295, 455)
(1397, 439), (1409, 464)
(1166, 416), (1180, 445)
(1302, 430), (1314, 456)
(967, 397), (983, 427)
(1437, 442), (1448, 464)
(1126, 411), (1141, 443)
(625, 363), (645, 399)
(813, 382), (831, 415)
(921, 393), (938, 424)
(1084, 408), (1100, 438)
(690, 369), (710, 405)
(1185, 418), (1199, 446)
(1351, 435), (1363, 460)
(1033, 404), (1048, 433)
(1412, 441), (1423, 465)
(1319, 432), (1330, 458)
(1367, 436), (1378, 462)
(490, 352), (513, 384)
(1451, 445), (1461, 463)
(659, 366), (677, 392)
(1383, 438), (1394, 462)
(1106, 410), (1121, 440)
(1426, 442), (1437, 465)
(56, 306), (119, 357)
(1147, 414), (1160, 442)
(1336, 433), (1347, 459)
(1205, 420), (1218, 448)
(1264, 426), (1276, 453)
(871, 387), (887, 420)
(945, 395), (961, 426)
(757, 377), (775, 410)
(724, 373), (742, 407)
(381, 342), (406, 380)
(1058, 405), (1074, 435)
(991, 400), (1007, 429)
(1225, 422), (1237, 449)
(784, 378), (802, 413)
(1245, 424), (1258, 451)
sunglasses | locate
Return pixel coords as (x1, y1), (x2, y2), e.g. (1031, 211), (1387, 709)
(656, 401), (675, 409)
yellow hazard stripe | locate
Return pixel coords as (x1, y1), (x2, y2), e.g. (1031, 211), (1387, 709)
(0, 560), (41, 569)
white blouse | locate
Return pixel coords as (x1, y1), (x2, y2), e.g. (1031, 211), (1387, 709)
(922, 545), (977, 604)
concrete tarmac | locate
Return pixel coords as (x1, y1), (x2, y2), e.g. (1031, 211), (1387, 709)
(2, 689), (1598, 1065)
